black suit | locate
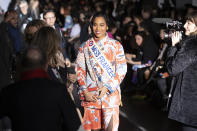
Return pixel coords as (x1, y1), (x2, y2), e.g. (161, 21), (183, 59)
(54, 24), (68, 59)
(0, 70), (80, 131)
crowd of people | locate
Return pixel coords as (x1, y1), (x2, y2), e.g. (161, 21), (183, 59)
(1, 0), (197, 131)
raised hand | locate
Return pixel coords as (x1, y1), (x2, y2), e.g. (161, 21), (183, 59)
(172, 31), (181, 46)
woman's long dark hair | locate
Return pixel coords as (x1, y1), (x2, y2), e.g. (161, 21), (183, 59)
(134, 31), (147, 46)
(31, 26), (60, 66)
(24, 19), (47, 44)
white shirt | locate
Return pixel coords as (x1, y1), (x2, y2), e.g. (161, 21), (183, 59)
(70, 23), (81, 38)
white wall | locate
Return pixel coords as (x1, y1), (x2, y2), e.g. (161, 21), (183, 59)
(0, 0), (11, 12)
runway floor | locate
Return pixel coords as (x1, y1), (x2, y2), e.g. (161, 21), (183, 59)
(118, 89), (181, 131)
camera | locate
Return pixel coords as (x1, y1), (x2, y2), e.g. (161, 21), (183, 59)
(164, 20), (184, 40)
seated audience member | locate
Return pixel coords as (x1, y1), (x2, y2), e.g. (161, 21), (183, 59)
(0, 46), (80, 131)
(126, 31), (158, 85)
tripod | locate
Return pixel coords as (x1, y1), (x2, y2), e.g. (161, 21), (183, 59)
(141, 43), (168, 89)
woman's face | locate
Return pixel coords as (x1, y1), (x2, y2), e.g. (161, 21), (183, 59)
(19, 2), (28, 14)
(160, 29), (165, 40)
(135, 34), (143, 46)
(92, 16), (108, 40)
(60, 7), (64, 15)
(79, 13), (85, 22)
(122, 16), (132, 25)
(134, 17), (141, 26)
(184, 20), (197, 36)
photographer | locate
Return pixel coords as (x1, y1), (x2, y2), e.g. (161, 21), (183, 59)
(166, 11), (197, 131)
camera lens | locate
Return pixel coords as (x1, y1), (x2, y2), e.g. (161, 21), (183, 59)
(164, 33), (172, 39)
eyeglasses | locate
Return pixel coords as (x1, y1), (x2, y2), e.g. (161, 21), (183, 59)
(44, 16), (55, 20)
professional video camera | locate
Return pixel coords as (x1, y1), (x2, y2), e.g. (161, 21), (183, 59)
(164, 20), (184, 40)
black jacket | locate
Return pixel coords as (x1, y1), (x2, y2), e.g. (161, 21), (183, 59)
(54, 24), (68, 59)
(0, 70), (80, 131)
(166, 35), (197, 126)
(133, 36), (158, 64)
(0, 22), (15, 90)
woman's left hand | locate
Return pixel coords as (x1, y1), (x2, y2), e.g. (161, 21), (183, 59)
(97, 87), (108, 99)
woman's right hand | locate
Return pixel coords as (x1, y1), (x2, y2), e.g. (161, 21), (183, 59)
(83, 90), (97, 102)
(171, 31), (181, 46)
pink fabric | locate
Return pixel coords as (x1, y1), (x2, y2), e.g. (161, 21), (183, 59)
(107, 32), (114, 39)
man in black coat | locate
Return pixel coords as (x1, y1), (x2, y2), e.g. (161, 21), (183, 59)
(0, 46), (81, 131)
(0, 10), (21, 90)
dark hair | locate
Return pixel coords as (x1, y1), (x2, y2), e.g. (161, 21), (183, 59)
(31, 26), (60, 66)
(60, 2), (71, 10)
(134, 31), (147, 46)
(186, 11), (197, 35)
(71, 12), (79, 24)
(134, 31), (146, 38)
(186, 11), (197, 25)
(43, 9), (56, 18)
(90, 12), (109, 30)
(142, 5), (152, 13)
(21, 45), (47, 70)
(24, 19), (47, 44)
(4, 9), (17, 19)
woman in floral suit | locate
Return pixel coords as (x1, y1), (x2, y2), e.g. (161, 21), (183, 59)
(76, 12), (127, 131)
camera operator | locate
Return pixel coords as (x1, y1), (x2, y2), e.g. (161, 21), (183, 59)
(166, 11), (197, 131)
